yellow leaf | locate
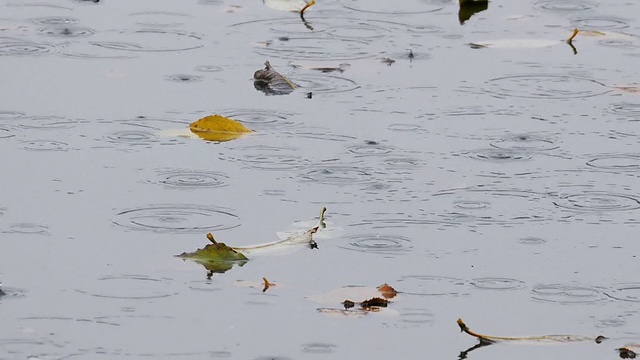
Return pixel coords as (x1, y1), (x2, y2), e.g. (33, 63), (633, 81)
(189, 115), (252, 142)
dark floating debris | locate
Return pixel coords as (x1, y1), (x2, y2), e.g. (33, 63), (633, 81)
(381, 57), (395, 65)
(253, 61), (296, 95)
(458, 0), (488, 25)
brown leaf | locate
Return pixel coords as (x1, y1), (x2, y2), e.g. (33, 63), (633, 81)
(377, 283), (397, 299)
(359, 297), (388, 308)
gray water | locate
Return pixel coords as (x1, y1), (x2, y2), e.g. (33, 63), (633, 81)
(1, 0), (639, 359)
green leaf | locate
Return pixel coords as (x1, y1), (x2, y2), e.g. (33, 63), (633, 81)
(177, 233), (248, 274)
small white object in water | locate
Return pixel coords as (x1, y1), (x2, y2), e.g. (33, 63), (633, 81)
(263, 0), (313, 11)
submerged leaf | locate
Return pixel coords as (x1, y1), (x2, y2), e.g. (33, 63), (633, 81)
(189, 115), (252, 142)
(254, 61), (296, 95)
(457, 318), (606, 345)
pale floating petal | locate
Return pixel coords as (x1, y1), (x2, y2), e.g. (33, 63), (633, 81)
(263, 0), (311, 12)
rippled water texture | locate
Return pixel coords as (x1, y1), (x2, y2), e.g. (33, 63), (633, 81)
(0, 0), (639, 358)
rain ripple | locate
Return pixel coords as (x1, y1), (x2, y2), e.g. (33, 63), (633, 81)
(396, 275), (469, 297)
(534, 0), (598, 11)
(7, 223), (49, 234)
(20, 139), (69, 151)
(219, 108), (295, 130)
(346, 141), (394, 157)
(484, 74), (610, 99)
(291, 73), (360, 94)
(470, 277), (526, 290)
(460, 148), (533, 162)
(165, 74), (204, 83)
(129, 11), (191, 28)
(221, 145), (310, 171)
(32, 16), (78, 25)
(338, 233), (413, 255)
(113, 204), (240, 233)
(0, 37), (53, 56)
(17, 115), (78, 130)
(91, 29), (204, 53)
(37, 25), (95, 37)
(339, 0), (443, 14)
(301, 163), (376, 185)
(604, 283), (640, 302)
(0, 126), (15, 139)
(255, 36), (372, 61)
(553, 192), (640, 212)
(76, 275), (178, 299)
(490, 133), (559, 151)
(302, 343), (337, 354)
(531, 284), (609, 304)
(148, 169), (229, 189)
(586, 154), (640, 172)
(608, 102), (640, 120)
(571, 16), (630, 30)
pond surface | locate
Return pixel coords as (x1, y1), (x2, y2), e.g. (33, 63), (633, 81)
(1, 0), (639, 358)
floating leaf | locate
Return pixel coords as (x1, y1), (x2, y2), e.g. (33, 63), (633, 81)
(377, 283), (398, 299)
(457, 318), (607, 345)
(177, 232), (248, 274)
(189, 115), (252, 142)
(253, 61), (296, 96)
